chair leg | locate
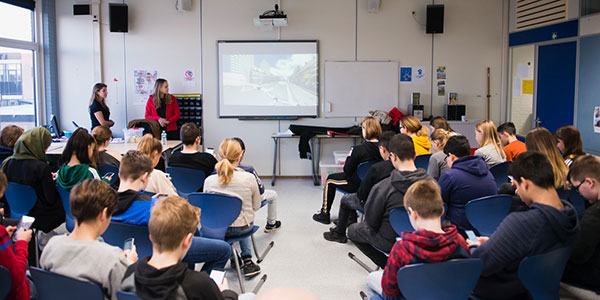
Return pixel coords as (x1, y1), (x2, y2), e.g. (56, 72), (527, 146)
(348, 252), (375, 273)
(251, 235), (274, 264)
(33, 229), (39, 267)
(252, 274), (268, 294)
(231, 246), (246, 293)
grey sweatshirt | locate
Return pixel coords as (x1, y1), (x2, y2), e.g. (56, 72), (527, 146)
(474, 144), (506, 169)
(40, 235), (131, 300)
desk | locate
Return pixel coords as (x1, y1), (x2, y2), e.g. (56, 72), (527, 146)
(46, 140), (182, 155)
(271, 134), (360, 186)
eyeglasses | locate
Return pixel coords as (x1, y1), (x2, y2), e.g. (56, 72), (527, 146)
(573, 181), (585, 194)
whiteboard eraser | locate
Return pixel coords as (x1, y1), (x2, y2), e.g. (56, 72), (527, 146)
(327, 102), (332, 113)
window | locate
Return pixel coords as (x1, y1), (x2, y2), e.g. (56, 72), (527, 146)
(582, 0), (600, 17)
(0, 2), (37, 131)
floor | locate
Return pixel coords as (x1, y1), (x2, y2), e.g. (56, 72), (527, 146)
(218, 178), (600, 300)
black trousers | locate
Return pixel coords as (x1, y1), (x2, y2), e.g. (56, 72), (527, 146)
(348, 223), (389, 268)
(321, 172), (358, 214)
(334, 193), (363, 235)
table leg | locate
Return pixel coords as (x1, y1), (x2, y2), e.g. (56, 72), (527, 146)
(271, 137), (278, 186)
(311, 137), (321, 186)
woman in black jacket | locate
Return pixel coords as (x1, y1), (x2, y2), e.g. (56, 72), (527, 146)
(313, 117), (382, 224)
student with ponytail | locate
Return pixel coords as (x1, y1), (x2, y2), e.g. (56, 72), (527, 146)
(203, 138), (262, 278)
(474, 120), (506, 168)
(400, 116), (431, 155)
(428, 129), (452, 180)
(137, 134), (177, 196)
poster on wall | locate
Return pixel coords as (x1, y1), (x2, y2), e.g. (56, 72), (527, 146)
(183, 69), (196, 87)
(522, 79), (533, 95)
(400, 66), (412, 83)
(413, 66), (426, 85)
(436, 66), (446, 80)
(134, 70), (158, 104)
(594, 107), (600, 133)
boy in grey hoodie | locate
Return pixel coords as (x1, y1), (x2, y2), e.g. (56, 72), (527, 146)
(347, 134), (430, 268)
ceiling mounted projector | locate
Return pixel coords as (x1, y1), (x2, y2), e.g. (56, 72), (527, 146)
(253, 4), (287, 31)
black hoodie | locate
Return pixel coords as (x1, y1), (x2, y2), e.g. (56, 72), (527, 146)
(121, 257), (238, 300)
(343, 141), (382, 186)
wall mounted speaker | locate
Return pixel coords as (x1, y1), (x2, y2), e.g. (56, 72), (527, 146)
(367, 0), (381, 13)
(426, 4), (444, 34)
(109, 3), (128, 33)
(73, 4), (90, 15)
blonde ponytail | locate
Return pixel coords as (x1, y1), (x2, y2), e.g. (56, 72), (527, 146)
(216, 138), (243, 185)
(430, 129), (450, 149)
(138, 134), (162, 158)
(401, 116), (429, 137)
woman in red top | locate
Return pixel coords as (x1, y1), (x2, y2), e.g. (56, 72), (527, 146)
(144, 78), (180, 140)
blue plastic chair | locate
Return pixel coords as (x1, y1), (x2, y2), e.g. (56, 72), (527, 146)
(465, 195), (512, 236)
(518, 246), (572, 300)
(188, 192), (274, 293)
(489, 161), (512, 190)
(30, 267), (105, 300)
(567, 189), (586, 218)
(4, 182), (37, 219)
(414, 154), (432, 171)
(166, 166), (206, 198)
(357, 161), (377, 181)
(395, 258), (483, 300)
(101, 222), (153, 258)
(56, 185), (75, 232)
(389, 204), (448, 235)
(0, 265), (11, 300)
(117, 291), (142, 300)
(98, 164), (119, 185)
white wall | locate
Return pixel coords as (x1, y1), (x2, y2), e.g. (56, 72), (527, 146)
(56, 0), (508, 176)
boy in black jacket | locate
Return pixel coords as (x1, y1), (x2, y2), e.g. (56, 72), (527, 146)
(347, 134), (430, 268)
(563, 155), (600, 289)
(121, 196), (238, 300)
(324, 131), (395, 243)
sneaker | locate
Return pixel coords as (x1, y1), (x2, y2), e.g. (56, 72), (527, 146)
(230, 252), (243, 268)
(323, 228), (347, 243)
(312, 211), (331, 224)
(242, 258), (261, 278)
(264, 220), (282, 233)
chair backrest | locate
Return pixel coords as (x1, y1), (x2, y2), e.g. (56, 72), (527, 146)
(396, 258), (483, 300)
(166, 166), (206, 195)
(98, 164), (119, 185)
(56, 185), (75, 232)
(357, 161), (377, 181)
(567, 189), (586, 218)
(117, 291), (142, 300)
(101, 222), (153, 258)
(4, 182), (38, 219)
(29, 267), (105, 300)
(187, 192), (242, 240)
(518, 246), (572, 300)
(389, 204), (448, 236)
(414, 154), (432, 171)
(489, 161), (512, 190)
(465, 194), (512, 236)
(0, 265), (12, 300)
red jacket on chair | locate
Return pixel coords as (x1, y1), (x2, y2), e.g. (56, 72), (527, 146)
(144, 95), (180, 132)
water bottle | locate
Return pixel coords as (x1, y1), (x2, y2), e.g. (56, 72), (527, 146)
(161, 130), (167, 146)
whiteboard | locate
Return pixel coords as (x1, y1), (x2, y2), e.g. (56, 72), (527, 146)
(324, 61), (398, 117)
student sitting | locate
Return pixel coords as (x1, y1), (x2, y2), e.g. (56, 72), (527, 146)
(0, 171), (34, 300)
(323, 131), (395, 243)
(168, 122), (217, 180)
(399, 116), (431, 155)
(57, 128), (102, 191)
(497, 122), (526, 162)
(525, 127), (569, 189)
(474, 120), (506, 168)
(439, 135), (497, 233)
(233, 137), (281, 232)
(313, 117), (382, 224)
(429, 116), (454, 133)
(366, 179), (470, 299)
(114, 151), (231, 273)
(347, 134), (430, 268)
(554, 125), (586, 167)
(204, 138), (262, 278)
(563, 155), (600, 289)
(0, 125), (24, 163)
(40, 179), (138, 300)
(427, 129), (451, 180)
(1, 127), (64, 233)
(469, 151), (579, 300)
(137, 134), (177, 196)
(121, 196), (238, 300)
(92, 126), (120, 168)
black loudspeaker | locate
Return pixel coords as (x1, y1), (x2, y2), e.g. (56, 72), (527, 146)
(109, 3), (128, 33)
(426, 4), (444, 34)
(445, 104), (465, 121)
(73, 4), (90, 15)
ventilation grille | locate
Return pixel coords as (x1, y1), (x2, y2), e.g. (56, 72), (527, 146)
(515, 0), (568, 31)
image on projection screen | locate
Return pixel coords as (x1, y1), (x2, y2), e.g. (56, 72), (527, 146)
(218, 41), (318, 117)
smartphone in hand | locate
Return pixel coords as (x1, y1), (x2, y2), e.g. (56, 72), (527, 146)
(123, 238), (135, 251)
(209, 269), (225, 285)
(102, 172), (115, 180)
(13, 215), (35, 241)
(465, 230), (478, 242)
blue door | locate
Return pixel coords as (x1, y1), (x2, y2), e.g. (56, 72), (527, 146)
(535, 41), (577, 133)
